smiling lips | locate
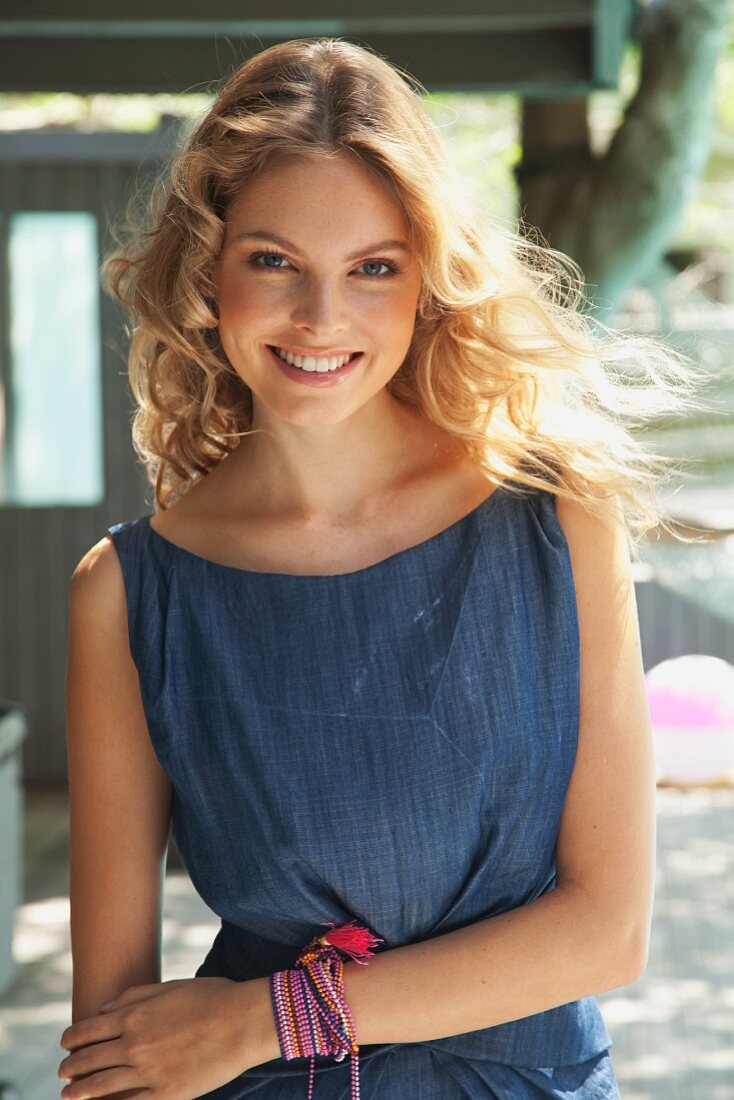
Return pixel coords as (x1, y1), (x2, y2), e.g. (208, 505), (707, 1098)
(269, 345), (362, 373)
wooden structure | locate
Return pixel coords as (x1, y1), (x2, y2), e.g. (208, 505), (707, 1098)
(0, 1), (632, 97)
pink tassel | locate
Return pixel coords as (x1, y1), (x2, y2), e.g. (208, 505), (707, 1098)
(318, 920), (384, 964)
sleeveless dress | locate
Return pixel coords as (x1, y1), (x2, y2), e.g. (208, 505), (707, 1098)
(107, 483), (623, 1099)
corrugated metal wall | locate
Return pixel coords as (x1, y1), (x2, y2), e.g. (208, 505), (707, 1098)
(636, 575), (734, 668)
(0, 145), (159, 784)
(1, 134), (733, 785)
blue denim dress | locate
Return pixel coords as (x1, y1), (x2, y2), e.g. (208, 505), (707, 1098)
(107, 483), (622, 1099)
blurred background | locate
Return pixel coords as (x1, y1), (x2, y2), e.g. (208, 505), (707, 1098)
(0, 2), (733, 1098)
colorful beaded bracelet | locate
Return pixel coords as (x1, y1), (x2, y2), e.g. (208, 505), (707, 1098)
(269, 920), (384, 1099)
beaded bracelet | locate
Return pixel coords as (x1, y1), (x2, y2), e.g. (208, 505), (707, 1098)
(269, 920), (384, 1100)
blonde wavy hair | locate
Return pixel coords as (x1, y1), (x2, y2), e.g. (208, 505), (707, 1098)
(102, 36), (712, 561)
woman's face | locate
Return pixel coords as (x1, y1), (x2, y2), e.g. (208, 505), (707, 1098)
(211, 153), (422, 427)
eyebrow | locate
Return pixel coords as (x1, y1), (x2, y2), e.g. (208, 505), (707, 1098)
(231, 230), (410, 262)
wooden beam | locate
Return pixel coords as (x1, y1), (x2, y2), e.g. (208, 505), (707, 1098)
(0, 29), (605, 96)
(0, 1), (631, 96)
(1, 0), (592, 25)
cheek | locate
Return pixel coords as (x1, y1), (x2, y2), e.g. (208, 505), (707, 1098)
(382, 289), (421, 340)
(217, 285), (276, 345)
(360, 284), (420, 325)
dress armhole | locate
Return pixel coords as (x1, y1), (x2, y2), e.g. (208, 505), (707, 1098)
(105, 518), (162, 683)
(524, 489), (569, 554)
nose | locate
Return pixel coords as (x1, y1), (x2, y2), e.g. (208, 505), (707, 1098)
(289, 279), (348, 338)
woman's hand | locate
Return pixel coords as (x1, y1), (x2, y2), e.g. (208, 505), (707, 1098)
(57, 976), (280, 1100)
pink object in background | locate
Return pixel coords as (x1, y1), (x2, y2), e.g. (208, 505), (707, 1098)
(645, 654), (734, 786)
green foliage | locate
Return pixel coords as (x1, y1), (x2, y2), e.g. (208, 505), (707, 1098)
(422, 93), (521, 224)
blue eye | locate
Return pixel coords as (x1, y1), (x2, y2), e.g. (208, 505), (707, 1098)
(360, 258), (399, 278)
(250, 250), (290, 271)
(248, 251), (399, 279)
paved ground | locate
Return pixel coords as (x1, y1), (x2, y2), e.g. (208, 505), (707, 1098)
(0, 783), (732, 1100)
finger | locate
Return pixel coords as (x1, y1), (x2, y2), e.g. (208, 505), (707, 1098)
(60, 1064), (142, 1100)
(60, 1009), (112, 1048)
(60, 1012), (125, 1053)
(59, 1038), (128, 1087)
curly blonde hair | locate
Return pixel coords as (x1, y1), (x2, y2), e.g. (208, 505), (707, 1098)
(102, 36), (712, 561)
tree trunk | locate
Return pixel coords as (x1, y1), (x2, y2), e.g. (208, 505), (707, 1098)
(516, 0), (730, 319)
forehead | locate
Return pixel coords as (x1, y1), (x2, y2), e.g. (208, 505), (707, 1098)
(226, 153), (405, 224)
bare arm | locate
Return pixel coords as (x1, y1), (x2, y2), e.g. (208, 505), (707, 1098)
(248, 492), (655, 1057)
(66, 535), (173, 1024)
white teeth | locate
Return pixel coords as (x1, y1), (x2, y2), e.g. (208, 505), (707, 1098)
(273, 346), (355, 372)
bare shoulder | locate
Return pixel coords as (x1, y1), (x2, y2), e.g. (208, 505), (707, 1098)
(555, 490), (629, 556)
(72, 531), (125, 594)
(554, 491), (633, 601)
(67, 528), (170, 807)
(68, 532), (130, 642)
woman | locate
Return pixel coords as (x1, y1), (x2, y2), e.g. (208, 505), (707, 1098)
(59, 37), (704, 1100)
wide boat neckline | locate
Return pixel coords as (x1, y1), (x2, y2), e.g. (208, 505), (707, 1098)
(143, 483), (507, 580)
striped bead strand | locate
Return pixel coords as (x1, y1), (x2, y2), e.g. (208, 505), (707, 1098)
(271, 947), (358, 1099)
(269, 921), (383, 1100)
